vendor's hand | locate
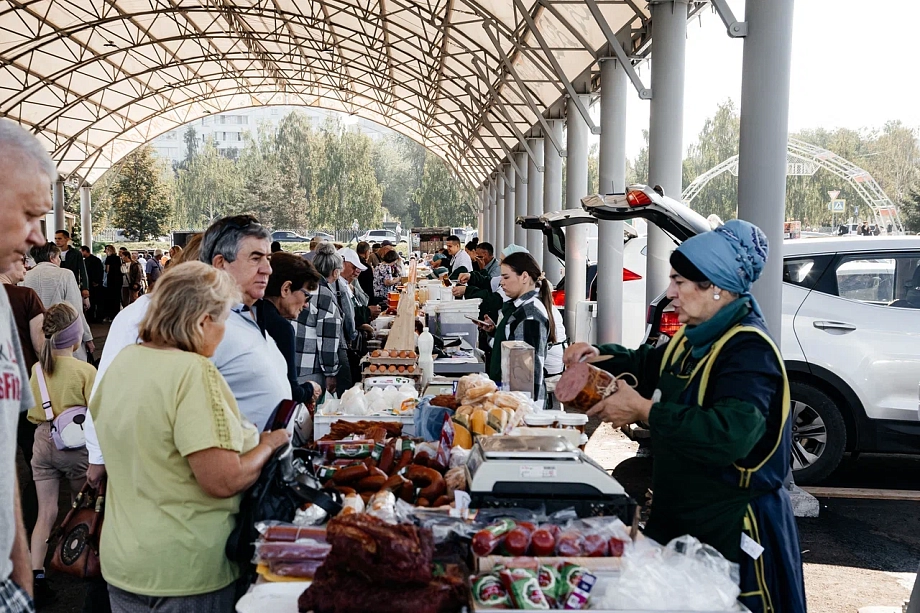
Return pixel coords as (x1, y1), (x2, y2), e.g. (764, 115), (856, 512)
(563, 342), (598, 366)
(85, 340), (95, 356)
(477, 314), (495, 333)
(311, 382), (322, 402)
(86, 463), (106, 489)
(586, 383), (653, 428)
(451, 285), (467, 297)
(81, 289), (90, 299)
(325, 376), (337, 394)
(359, 324), (375, 336)
(458, 273), (471, 284)
(259, 429), (290, 452)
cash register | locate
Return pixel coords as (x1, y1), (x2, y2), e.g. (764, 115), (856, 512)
(465, 435), (635, 522)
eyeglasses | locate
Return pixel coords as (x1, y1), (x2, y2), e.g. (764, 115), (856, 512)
(204, 215), (261, 264)
(298, 288), (312, 299)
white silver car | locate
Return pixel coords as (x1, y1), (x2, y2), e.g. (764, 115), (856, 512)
(585, 185), (920, 484)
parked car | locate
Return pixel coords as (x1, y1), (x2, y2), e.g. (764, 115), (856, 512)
(309, 231), (336, 242)
(584, 184), (920, 484)
(517, 211), (648, 347)
(359, 229), (399, 244)
(272, 230), (310, 242)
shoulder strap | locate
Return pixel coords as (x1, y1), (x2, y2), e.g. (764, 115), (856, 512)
(695, 324), (791, 488)
(659, 325), (688, 376)
(35, 364), (55, 422)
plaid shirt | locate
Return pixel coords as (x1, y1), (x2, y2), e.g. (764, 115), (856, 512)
(0, 579), (34, 613)
(293, 280), (342, 379)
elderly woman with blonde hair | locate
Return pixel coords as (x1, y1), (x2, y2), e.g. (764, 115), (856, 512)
(90, 261), (289, 612)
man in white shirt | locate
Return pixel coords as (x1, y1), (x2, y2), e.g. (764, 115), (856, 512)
(446, 234), (473, 280)
(0, 118), (55, 610)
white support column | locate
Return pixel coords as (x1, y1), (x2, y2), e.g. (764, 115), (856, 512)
(53, 179), (65, 236)
(478, 188), (485, 242)
(504, 163), (516, 250)
(488, 176), (497, 245)
(80, 185), (93, 249)
(514, 152), (528, 247)
(543, 120), (564, 285)
(737, 0), (794, 339)
(646, 0), (688, 306)
(527, 138), (544, 270)
(495, 172), (506, 250)
(597, 58), (629, 345)
(565, 95), (591, 333)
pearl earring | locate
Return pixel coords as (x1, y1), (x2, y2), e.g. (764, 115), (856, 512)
(713, 292), (721, 301)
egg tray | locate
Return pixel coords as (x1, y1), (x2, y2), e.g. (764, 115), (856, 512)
(366, 357), (418, 365)
(363, 366), (422, 377)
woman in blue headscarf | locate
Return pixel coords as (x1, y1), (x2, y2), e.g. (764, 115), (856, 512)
(565, 220), (805, 613)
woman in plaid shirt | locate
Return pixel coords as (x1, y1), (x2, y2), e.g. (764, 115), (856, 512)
(478, 252), (556, 405)
(293, 244), (343, 395)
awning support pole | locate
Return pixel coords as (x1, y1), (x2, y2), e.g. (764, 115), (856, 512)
(736, 0), (794, 339)
(597, 57), (628, 345)
(514, 151), (528, 246)
(564, 94), (590, 333)
(543, 120), (564, 285)
(527, 138), (545, 270)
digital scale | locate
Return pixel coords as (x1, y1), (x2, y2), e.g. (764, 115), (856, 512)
(466, 436), (635, 522)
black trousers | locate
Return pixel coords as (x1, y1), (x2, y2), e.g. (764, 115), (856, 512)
(16, 413), (37, 534)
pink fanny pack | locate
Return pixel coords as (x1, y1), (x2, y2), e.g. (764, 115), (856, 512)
(35, 364), (87, 451)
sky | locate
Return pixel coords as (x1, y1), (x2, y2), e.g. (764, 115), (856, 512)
(618, 0), (920, 159)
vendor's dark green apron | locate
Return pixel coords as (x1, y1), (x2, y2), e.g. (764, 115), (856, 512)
(644, 324), (790, 567)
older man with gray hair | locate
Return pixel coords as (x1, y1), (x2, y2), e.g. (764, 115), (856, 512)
(0, 119), (55, 611)
(199, 214), (291, 429)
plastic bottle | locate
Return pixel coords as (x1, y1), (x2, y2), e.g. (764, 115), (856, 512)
(417, 327), (435, 386)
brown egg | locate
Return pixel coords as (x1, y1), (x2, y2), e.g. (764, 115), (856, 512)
(388, 365), (397, 373)
(407, 350), (417, 359)
(407, 365), (415, 373)
(397, 365), (406, 373)
(371, 350), (381, 358)
(369, 364), (378, 373)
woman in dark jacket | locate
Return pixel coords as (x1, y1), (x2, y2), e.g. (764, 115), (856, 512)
(103, 244), (122, 320)
(564, 220), (805, 613)
(261, 252), (323, 407)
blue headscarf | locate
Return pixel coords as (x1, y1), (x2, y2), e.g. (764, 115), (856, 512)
(674, 219), (769, 318)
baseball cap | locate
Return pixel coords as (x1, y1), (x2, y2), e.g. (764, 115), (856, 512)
(380, 240), (394, 247)
(337, 247), (367, 271)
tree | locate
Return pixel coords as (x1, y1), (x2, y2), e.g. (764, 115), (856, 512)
(110, 146), (172, 240)
(372, 134), (426, 227)
(681, 99), (740, 222)
(901, 188), (920, 234)
(238, 127), (285, 228)
(415, 152), (476, 227)
(182, 127), (198, 167)
(272, 111), (316, 228)
(175, 139), (243, 227)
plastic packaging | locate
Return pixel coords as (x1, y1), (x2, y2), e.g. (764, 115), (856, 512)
(255, 540), (332, 561)
(256, 522), (328, 543)
(339, 386), (368, 415)
(594, 535), (742, 611)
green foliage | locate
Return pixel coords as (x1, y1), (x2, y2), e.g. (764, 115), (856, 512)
(109, 146), (172, 240)
(901, 189), (920, 234)
(415, 151), (477, 227)
(373, 134), (426, 227)
(175, 139), (243, 228)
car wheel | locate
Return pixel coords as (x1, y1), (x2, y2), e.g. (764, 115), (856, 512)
(789, 381), (847, 485)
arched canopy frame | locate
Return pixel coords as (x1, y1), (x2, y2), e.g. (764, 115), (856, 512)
(681, 137), (905, 233)
(0, 0), (660, 186)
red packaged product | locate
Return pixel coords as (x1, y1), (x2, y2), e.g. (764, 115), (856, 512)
(503, 523), (534, 557)
(608, 537), (626, 557)
(261, 525), (328, 543)
(267, 559), (324, 578)
(531, 525), (557, 557)
(582, 534), (608, 557)
(555, 529), (586, 557)
(256, 541), (332, 561)
(472, 519), (516, 557)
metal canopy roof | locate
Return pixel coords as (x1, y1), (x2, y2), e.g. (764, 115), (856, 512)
(0, 0), (703, 186)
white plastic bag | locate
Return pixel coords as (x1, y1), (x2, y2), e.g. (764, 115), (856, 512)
(339, 386), (368, 415)
(594, 535), (743, 611)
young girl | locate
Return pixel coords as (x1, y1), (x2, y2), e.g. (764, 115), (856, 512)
(27, 302), (96, 602)
(479, 252), (556, 405)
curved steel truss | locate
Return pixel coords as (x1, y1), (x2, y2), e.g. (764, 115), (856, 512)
(0, 0), (668, 186)
(681, 138), (905, 233)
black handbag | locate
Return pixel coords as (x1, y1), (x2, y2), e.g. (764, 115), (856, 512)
(226, 444), (341, 586)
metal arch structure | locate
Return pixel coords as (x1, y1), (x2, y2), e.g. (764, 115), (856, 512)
(681, 137), (905, 233)
(0, 0), (678, 188)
